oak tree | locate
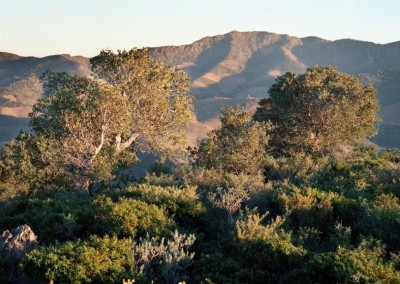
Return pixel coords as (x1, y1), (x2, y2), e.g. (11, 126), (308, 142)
(254, 66), (379, 155)
(28, 48), (193, 190)
(193, 106), (269, 175)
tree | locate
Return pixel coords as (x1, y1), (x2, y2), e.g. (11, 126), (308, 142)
(254, 66), (379, 155)
(0, 133), (71, 198)
(192, 106), (269, 175)
(27, 48), (193, 191)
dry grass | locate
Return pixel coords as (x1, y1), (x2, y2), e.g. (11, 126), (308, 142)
(0, 106), (32, 117)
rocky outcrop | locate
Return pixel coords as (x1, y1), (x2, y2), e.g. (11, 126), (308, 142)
(1, 225), (38, 283)
(1, 224), (38, 262)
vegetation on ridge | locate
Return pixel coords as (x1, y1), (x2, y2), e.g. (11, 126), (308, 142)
(0, 50), (399, 283)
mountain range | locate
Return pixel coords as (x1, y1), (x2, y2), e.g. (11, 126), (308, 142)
(1, 31), (400, 147)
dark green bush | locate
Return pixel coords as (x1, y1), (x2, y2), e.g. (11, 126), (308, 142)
(93, 195), (175, 238)
(192, 252), (270, 284)
(265, 185), (336, 234)
(293, 238), (400, 283)
(358, 203), (400, 251)
(0, 191), (95, 243)
(236, 210), (306, 276)
(122, 184), (207, 228)
(21, 236), (139, 284)
(380, 148), (400, 163)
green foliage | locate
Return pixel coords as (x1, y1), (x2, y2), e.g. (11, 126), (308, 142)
(0, 133), (72, 198)
(29, 72), (137, 190)
(0, 191), (94, 243)
(93, 195), (175, 238)
(192, 105), (269, 175)
(358, 201), (400, 251)
(192, 252), (270, 284)
(21, 236), (137, 284)
(185, 168), (265, 194)
(236, 209), (307, 281)
(380, 148), (400, 163)
(90, 48), (193, 153)
(255, 66), (379, 155)
(208, 185), (249, 224)
(11, 48), (194, 191)
(272, 185), (336, 233)
(295, 238), (400, 283)
(264, 153), (330, 183)
(182, 168), (266, 232)
(122, 184), (206, 228)
(21, 229), (195, 284)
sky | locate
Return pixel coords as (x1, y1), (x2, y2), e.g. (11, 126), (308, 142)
(1, 0), (399, 57)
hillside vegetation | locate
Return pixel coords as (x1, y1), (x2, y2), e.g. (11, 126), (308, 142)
(1, 51), (400, 283)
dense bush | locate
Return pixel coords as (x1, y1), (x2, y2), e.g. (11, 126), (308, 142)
(0, 191), (95, 243)
(122, 184), (206, 225)
(21, 231), (196, 284)
(93, 195), (175, 238)
(358, 204), (400, 251)
(294, 238), (400, 283)
(21, 236), (137, 284)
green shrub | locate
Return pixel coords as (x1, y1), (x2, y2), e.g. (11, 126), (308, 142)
(93, 195), (175, 238)
(21, 236), (138, 284)
(294, 238), (400, 283)
(358, 205), (400, 251)
(236, 209), (306, 275)
(0, 191), (95, 243)
(192, 252), (270, 284)
(331, 194), (364, 228)
(264, 153), (329, 183)
(183, 168), (265, 194)
(380, 148), (400, 163)
(122, 184), (206, 228)
(267, 185), (336, 234)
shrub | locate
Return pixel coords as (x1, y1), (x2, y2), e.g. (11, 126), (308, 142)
(236, 209), (306, 275)
(134, 230), (196, 284)
(192, 252), (270, 284)
(267, 185), (336, 234)
(93, 195), (175, 238)
(122, 184), (206, 229)
(380, 148), (400, 163)
(0, 191), (95, 243)
(358, 204), (400, 251)
(264, 153), (329, 184)
(184, 168), (265, 194)
(21, 236), (138, 284)
(294, 238), (400, 283)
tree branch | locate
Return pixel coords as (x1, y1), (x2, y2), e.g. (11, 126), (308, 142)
(84, 125), (106, 168)
(115, 131), (140, 153)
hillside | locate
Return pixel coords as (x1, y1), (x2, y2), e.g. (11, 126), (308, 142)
(1, 31), (400, 147)
(0, 53), (91, 142)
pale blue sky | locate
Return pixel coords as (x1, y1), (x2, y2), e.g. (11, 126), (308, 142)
(1, 0), (399, 57)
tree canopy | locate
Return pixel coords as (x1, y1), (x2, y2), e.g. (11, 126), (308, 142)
(26, 48), (193, 190)
(192, 106), (269, 175)
(254, 66), (379, 155)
